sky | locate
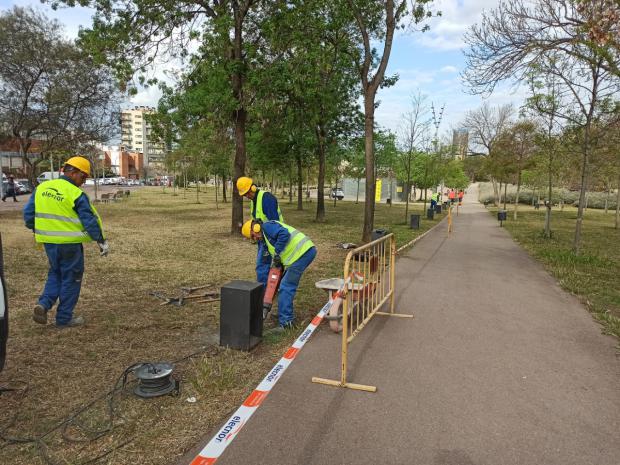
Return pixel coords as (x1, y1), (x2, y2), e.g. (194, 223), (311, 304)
(1, 0), (528, 141)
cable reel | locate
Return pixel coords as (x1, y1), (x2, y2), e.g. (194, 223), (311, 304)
(133, 362), (178, 398)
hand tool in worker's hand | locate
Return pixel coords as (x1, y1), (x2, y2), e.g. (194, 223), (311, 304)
(262, 264), (283, 320)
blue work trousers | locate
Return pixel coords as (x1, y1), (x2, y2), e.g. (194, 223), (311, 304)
(38, 243), (84, 325)
(277, 247), (317, 326)
(256, 240), (271, 288)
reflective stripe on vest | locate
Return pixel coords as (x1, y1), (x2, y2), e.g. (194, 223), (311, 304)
(263, 221), (314, 266)
(34, 178), (104, 244)
(250, 190), (283, 223)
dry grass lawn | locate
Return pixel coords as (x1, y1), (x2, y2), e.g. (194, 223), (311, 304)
(490, 205), (620, 340)
(0, 187), (441, 465)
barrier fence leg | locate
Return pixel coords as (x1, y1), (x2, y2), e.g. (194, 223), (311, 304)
(377, 237), (413, 319)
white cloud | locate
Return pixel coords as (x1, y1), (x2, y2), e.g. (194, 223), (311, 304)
(412, 0), (498, 51)
(440, 65), (458, 73)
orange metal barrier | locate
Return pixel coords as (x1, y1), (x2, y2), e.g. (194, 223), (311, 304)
(312, 233), (413, 392)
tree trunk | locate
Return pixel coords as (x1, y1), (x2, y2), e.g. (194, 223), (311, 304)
(404, 170), (411, 223)
(573, 133), (590, 254)
(362, 96), (376, 242)
(306, 165), (310, 202)
(296, 156), (303, 211)
(195, 172), (200, 204)
(333, 172), (338, 208)
(544, 157), (553, 238)
(513, 170), (521, 221)
(315, 124), (326, 222)
(498, 181), (503, 207)
(230, 12), (247, 234)
(215, 175), (219, 210)
(356, 177), (360, 204)
(491, 178), (499, 206)
(615, 175), (620, 229)
(222, 175), (227, 203)
(503, 182), (507, 210)
(289, 163), (293, 204)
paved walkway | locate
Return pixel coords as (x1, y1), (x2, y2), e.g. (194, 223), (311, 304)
(187, 186), (620, 465)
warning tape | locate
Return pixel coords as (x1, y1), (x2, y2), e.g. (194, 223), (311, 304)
(189, 299), (333, 465)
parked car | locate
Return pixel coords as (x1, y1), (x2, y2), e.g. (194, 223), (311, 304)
(330, 188), (345, 200)
(36, 171), (61, 183)
(16, 180), (33, 194)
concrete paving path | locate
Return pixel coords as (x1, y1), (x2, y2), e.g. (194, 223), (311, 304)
(189, 186), (620, 465)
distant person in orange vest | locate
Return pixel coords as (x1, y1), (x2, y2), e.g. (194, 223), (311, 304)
(458, 190), (464, 205)
(448, 189), (456, 204)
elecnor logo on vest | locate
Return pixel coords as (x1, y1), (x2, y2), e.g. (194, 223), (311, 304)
(214, 416), (243, 443)
(41, 187), (64, 202)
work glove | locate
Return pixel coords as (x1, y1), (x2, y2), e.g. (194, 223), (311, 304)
(98, 240), (110, 257)
(272, 254), (282, 269)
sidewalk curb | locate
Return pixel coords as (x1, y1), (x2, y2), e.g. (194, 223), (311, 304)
(396, 214), (448, 255)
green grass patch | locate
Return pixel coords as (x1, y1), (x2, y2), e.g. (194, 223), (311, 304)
(490, 205), (620, 341)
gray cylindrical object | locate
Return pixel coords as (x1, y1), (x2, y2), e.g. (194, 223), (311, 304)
(435, 204), (442, 214)
(410, 214), (420, 229)
(427, 208), (435, 220)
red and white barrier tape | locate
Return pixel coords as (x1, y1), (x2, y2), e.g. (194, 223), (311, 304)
(189, 299), (333, 465)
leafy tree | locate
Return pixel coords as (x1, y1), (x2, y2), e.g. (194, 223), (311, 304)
(58, 0), (271, 233)
(345, 0), (433, 241)
(0, 6), (120, 185)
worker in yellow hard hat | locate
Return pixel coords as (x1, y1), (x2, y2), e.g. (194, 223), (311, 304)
(236, 176), (283, 287)
(242, 219), (316, 330)
(23, 156), (109, 328)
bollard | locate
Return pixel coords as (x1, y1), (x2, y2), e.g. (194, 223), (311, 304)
(220, 280), (263, 351)
(435, 204), (442, 214)
(410, 214), (420, 230)
(426, 208), (435, 220)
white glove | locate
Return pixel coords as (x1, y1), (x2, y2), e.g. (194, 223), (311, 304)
(98, 240), (110, 257)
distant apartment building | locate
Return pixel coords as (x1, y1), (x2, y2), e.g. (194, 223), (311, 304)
(452, 129), (469, 160)
(99, 145), (144, 179)
(120, 106), (166, 170)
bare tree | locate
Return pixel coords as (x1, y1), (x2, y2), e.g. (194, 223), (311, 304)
(462, 102), (514, 205)
(463, 0), (620, 253)
(524, 70), (565, 238)
(398, 91), (431, 222)
(0, 7), (120, 184)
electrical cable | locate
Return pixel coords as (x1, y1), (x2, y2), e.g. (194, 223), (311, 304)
(0, 345), (216, 464)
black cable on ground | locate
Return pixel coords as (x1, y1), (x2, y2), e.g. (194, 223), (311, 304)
(0, 345), (217, 464)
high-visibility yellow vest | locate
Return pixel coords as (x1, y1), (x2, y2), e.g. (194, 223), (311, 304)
(250, 190), (283, 223)
(263, 221), (314, 266)
(34, 178), (104, 244)
(431, 193), (439, 201)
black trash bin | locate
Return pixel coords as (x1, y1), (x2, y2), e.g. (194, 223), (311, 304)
(427, 208), (435, 220)
(497, 210), (507, 227)
(410, 214), (420, 230)
(371, 229), (388, 241)
(435, 204), (442, 214)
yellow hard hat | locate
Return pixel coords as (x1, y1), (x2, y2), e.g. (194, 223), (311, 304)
(241, 220), (253, 239)
(65, 156), (91, 176)
(237, 176), (255, 196)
